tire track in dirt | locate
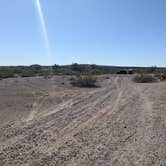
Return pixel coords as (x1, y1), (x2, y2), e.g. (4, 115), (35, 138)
(109, 81), (166, 166)
(124, 83), (163, 165)
(25, 88), (97, 122)
(0, 77), (119, 153)
(25, 102), (40, 122)
(0, 77), (116, 148)
(68, 79), (149, 166)
(47, 76), (125, 153)
(44, 77), (140, 165)
(0, 76), (165, 165)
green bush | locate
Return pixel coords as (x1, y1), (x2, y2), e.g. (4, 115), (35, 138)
(133, 74), (157, 83)
(71, 74), (97, 87)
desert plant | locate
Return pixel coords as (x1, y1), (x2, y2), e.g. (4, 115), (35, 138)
(154, 73), (166, 81)
(71, 74), (97, 87)
(159, 73), (166, 80)
(0, 69), (15, 79)
(148, 66), (157, 73)
(133, 74), (157, 83)
(91, 64), (97, 69)
(71, 63), (86, 73)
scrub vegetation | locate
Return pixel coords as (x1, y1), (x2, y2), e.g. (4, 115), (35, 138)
(133, 74), (157, 83)
(1, 64), (166, 79)
(70, 74), (97, 87)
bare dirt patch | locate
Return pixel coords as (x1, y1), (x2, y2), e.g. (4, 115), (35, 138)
(0, 75), (165, 165)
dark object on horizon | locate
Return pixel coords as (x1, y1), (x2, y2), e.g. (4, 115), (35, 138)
(117, 69), (134, 75)
(128, 69), (134, 74)
(117, 70), (128, 74)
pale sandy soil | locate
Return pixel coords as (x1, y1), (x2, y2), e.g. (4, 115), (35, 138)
(0, 75), (165, 166)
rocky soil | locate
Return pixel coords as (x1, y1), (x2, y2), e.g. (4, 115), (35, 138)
(0, 75), (165, 166)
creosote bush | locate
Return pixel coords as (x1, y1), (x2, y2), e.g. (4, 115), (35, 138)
(133, 74), (157, 83)
(71, 74), (97, 87)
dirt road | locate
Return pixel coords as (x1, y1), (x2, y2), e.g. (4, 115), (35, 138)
(0, 76), (165, 165)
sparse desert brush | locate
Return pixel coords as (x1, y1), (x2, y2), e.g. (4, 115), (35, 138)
(0, 70), (15, 79)
(71, 74), (97, 87)
(133, 74), (157, 83)
(157, 73), (166, 81)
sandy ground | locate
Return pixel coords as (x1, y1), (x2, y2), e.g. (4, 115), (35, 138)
(0, 75), (165, 166)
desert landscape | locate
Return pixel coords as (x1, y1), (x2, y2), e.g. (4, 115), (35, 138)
(0, 75), (165, 165)
(1, 0), (166, 165)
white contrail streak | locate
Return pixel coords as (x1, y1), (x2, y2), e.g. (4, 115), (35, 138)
(35, 0), (51, 63)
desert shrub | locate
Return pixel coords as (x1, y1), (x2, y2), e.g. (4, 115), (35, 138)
(0, 68), (15, 79)
(145, 66), (157, 73)
(91, 64), (97, 69)
(155, 73), (166, 81)
(137, 66), (157, 74)
(160, 73), (166, 80)
(133, 74), (157, 83)
(71, 74), (97, 87)
(71, 63), (86, 73)
(90, 69), (103, 75)
(18, 69), (36, 77)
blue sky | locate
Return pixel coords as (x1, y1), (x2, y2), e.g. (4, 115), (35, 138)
(0, 0), (166, 66)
